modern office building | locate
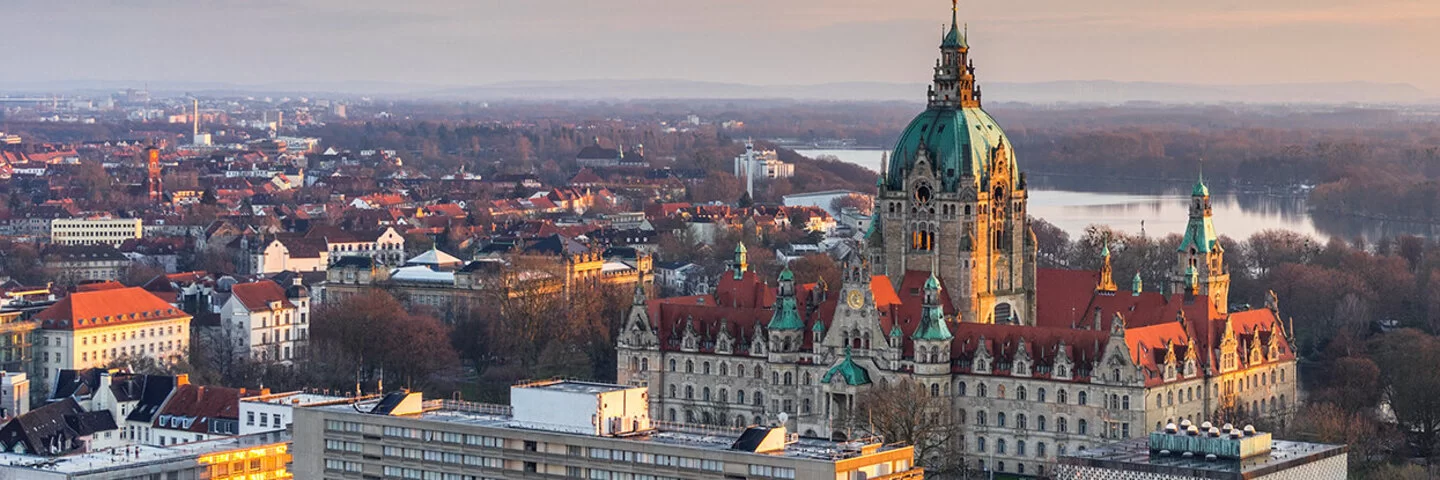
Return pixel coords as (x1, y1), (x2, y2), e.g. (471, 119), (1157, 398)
(50, 218), (143, 247)
(292, 380), (923, 480)
(0, 431), (291, 480)
(1053, 420), (1347, 480)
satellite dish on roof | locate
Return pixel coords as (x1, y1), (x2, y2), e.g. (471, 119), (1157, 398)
(777, 412), (788, 425)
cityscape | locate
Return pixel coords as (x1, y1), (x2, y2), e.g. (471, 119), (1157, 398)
(1, 1), (1437, 479)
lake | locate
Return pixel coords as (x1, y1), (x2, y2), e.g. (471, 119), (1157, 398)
(794, 148), (1440, 243)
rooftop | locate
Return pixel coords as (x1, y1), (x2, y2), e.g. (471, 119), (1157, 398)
(1060, 435), (1346, 478)
(0, 431), (288, 475)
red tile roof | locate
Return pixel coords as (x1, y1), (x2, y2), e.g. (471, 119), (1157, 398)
(152, 384), (242, 433)
(34, 287), (187, 330)
(230, 281), (295, 312)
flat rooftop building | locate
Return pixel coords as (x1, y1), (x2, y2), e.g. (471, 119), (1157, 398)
(1054, 420), (1347, 480)
(292, 379), (922, 480)
(0, 431), (290, 480)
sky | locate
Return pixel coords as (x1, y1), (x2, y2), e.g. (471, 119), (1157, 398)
(7, 0), (1439, 95)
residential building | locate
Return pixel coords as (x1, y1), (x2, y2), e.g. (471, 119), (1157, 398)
(0, 311), (38, 374)
(0, 430), (290, 480)
(0, 372), (28, 419)
(41, 245), (131, 285)
(239, 390), (371, 435)
(148, 384), (244, 447)
(291, 380), (922, 480)
(50, 217), (142, 247)
(32, 287), (192, 385)
(615, 7), (1298, 477)
(0, 397), (121, 455)
(47, 368), (182, 445)
(218, 278), (310, 363)
(1054, 421), (1346, 479)
(733, 143), (795, 181)
(250, 226), (405, 275)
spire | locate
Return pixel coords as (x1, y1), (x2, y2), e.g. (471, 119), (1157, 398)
(1132, 271), (1143, 296)
(734, 243), (748, 280)
(942, 0), (966, 48)
(930, 0), (977, 108)
(1096, 238), (1118, 294)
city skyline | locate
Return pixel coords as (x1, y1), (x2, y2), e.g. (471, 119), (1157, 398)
(7, 0), (1438, 97)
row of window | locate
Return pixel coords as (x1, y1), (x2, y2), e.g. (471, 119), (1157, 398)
(971, 410), (1090, 435)
(80, 326), (182, 345)
(247, 411), (285, 428)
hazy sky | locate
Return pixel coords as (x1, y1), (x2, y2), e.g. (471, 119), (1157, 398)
(8, 0), (1439, 94)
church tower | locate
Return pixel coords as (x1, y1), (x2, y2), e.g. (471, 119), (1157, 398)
(146, 146), (163, 202)
(1172, 173), (1230, 312)
(869, 0), (1036, 324)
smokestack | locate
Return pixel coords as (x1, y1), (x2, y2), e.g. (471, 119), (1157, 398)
(192, 99), (199, 137)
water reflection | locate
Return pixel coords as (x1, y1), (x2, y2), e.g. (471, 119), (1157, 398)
(794, 149), (1440, 242)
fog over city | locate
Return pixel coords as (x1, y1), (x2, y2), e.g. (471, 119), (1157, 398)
(6, 0), (1438, 98)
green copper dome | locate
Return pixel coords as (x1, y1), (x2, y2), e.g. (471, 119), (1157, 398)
(924, 272), (941, 291)
(885, 107), (1015, 192)
(778, 266), (794, 282)
(768, 297), (804, 331)
(1193, 174), (1209, 197)
(822, 347), (872, 386)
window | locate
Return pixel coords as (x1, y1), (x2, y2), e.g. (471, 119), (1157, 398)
(686, 360), (694, 373)
(669, 359), (676, 372)
(1018, 414), (1027, 430)
(685, 386), (694, 399)
(976, 411), (986, 426)
(1058, 417), (1068, 433)
(978, 383), (988, 397)
(997, 412), (1006, 428)
(1017, 440), (1027, 456)
(957, 382), (967, 396)
(1079, 419), (1089, 435)
(737, 390), (746, 405)
(703, 361), (711, 375)
(1078, 391), (1087, 406)
(1018, 386), (1027, 401)
(1037, 442), (1047, 457)
(931, 384), (940, 397)
(1058, 389), (1068, 404)
(997, 439), (1007, 455)
(977, 437), (987, 453)
(784, 372), (792, 385)
(1037, 388), (1046, 402)
(1122, 395), (1130, 410)
(1037, 415), (1046, 431)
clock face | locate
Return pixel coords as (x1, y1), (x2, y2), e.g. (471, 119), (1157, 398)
(847, 290), (865, 309)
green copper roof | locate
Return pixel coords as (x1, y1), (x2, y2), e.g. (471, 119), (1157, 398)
(812, 320), (825, 332)
(924, 272), (941, 291)
(768, 297), (804, 331)
(1101, 243), (1111, 258)
(1132, 272), (1143, 295)
(891, 324), (903, 337)
(865, 211), (882, 245)
(735, 243), (747, 253)
(942, 8), (966, 48)
(822, 347), (872, 386)
(885, 107), (1015, 193)
(1178, 209), (1220, 253)
(912, 305), (953, 341)
(1193, 173), (1209, 197)
(778, 266), (794, 282)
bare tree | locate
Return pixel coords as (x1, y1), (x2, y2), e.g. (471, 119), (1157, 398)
(844, 379), (971, 476)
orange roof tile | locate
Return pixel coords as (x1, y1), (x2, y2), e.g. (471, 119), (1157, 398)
(34, 287), (187, 330)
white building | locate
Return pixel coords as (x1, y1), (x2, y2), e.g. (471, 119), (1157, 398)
(220, 279), (310, 363)
(50, 217), (142, 247)
(31, 287), (192, 386)
(0, 372), (28, 419)
(238, 390), (361, 436)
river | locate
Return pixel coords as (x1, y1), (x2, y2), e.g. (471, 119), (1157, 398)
(794, 148), (1440, 243)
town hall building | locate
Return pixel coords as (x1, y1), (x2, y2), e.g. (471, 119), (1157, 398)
(617, 4), (1297, 477)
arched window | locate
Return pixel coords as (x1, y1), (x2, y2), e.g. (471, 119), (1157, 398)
(641, 358), (649, 371)
(1078, 391), (1088, 406)
(803, 399), (812, 413)
(773, 372), (780, 384)
(1058, 417), (1068, 433)
(1037, 416), (1047, 431)
(686, 411), (695, 423)
(931, 384), (940, 397)
(978, 383), (988, 398)
(958, 382), (967, 396)
(1078, 419), (1089, 435)
(1037, 388), (1046, 402)
(703, 362), (711, 375)
(719, 363), (728, 376)
(976, 411), (987, 426)
(1167, 392), (1174, 406)
(668, 384), (676, 398)
(784, 372), (793, 385)
(755, 367), (763, 379)
(997, 412), (1007, 428)
(1017, 440), (1027, 456)
(669, 359), (676, 372)
(1058, 389), (1068, 404)
(755, 392), (764, 407)
(804, 372), (812, 385)
(1018, 386), (1028, 401)
(1156, 394), (1162, 408)
(630, 357), (639, 371)
(685, 386), (694, 399)
(737, 390), (745, 405)
(1018, 414), (1028, 430)
(719, 388), (728, 403)
(754, 415), (762, 425)
(978, 437), (987, 453)
(686, 360), (694, 373)
(1122, 395), (1130, 410)
(997, 439), (1007, 455)
(667, 409), (676, 421)
(703, 387), (711, 401)
(1037, 442), (1047, 457)
(737, 415), (746, 427)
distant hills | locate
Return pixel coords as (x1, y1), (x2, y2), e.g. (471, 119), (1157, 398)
(1, 79), (1431, 105)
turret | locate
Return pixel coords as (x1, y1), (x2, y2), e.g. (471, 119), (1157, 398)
(1096, 243), (1117, 295)
(733, 243), (748, 280)
(912, 271), (952, 365)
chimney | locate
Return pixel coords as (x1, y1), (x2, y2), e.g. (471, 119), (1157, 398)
(176, 374), (191, 386)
